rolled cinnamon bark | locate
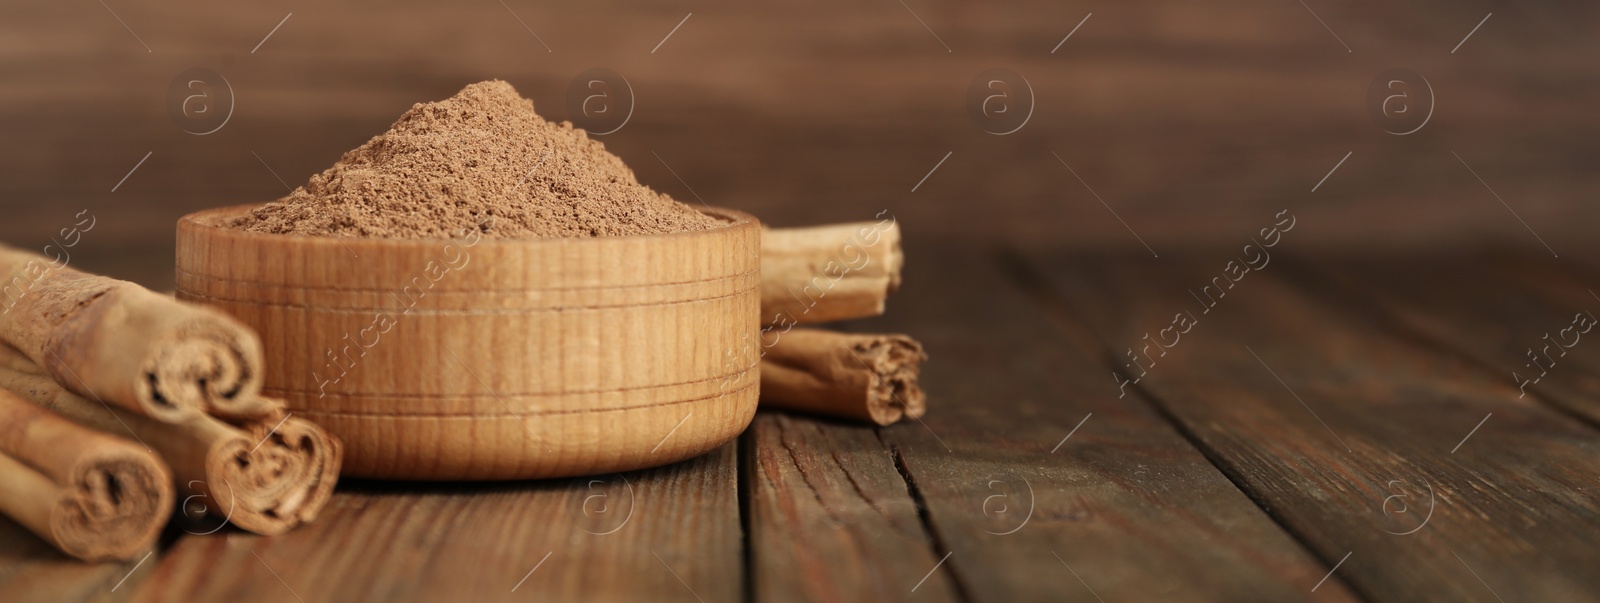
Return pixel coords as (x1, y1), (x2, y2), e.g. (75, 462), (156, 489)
(0, 389), (171, 561)
(0, 244), (270, 422)
(0, 346), (340, 535)
(758, 328), (927, 425)
(760, 219), (902, 325)
(230, 411), (342, 534)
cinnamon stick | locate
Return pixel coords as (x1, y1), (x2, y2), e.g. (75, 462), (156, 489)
(0, 244), (271, 422)
(0, 389), (171, 561)
(0, 345), (340, 535)
(758, 328), (927, 425)
(760, 217), (902, 326)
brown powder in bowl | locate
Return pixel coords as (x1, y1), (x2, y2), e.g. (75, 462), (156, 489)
(232, 80), (725, 239)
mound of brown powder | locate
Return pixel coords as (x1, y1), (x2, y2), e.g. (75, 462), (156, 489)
(232, 80), (725, 239)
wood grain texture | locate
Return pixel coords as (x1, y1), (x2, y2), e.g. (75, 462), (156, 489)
(862, 244), (1358, 602)
(0, 518), (154, 603)
(175, 204), (761, 480)
(1288, 252), (1600, 427)
(126, 443), (741, 603)
(744, 412), (958, 602)
(1021, 249), (1600, 602)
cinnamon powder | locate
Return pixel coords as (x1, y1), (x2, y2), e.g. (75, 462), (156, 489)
(233, 80), (724, 239)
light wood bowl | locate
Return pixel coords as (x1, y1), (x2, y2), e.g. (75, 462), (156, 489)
(175, 204), (760, 480)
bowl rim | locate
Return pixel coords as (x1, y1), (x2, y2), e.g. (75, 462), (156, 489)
(178, 203), (758, 249)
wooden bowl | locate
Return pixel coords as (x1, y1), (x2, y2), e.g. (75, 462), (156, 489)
(175, 204), (760, 480)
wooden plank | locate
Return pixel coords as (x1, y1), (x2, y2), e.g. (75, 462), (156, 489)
(1020, 247), (1600, 602)
(848, 243), (1357, 602)
(744, 412), (959, 602)
(124, 444), (742, 603)
(0, 518), (154, 603)
(1282, 252), (1600, 426)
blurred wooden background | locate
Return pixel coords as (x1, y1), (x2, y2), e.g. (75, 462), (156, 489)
(1, 0), (1597, 287)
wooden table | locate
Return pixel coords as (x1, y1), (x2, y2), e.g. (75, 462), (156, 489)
(4, 242), (1599, 602)
(5, 0), (1600, 600)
